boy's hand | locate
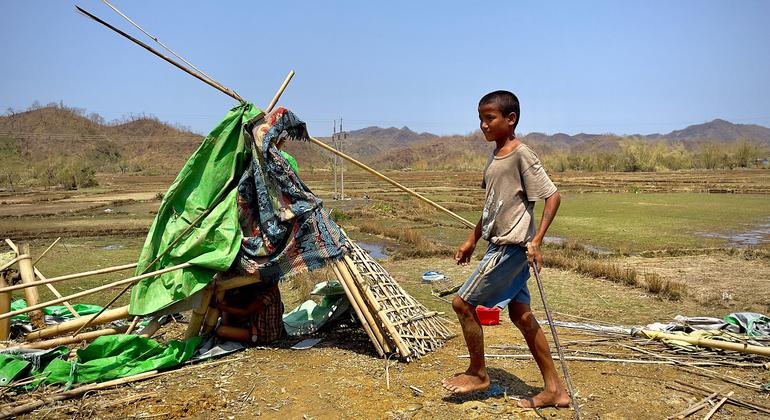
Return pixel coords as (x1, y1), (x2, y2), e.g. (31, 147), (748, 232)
(454, 241), (476, 266)
(527, 241), (543, 272)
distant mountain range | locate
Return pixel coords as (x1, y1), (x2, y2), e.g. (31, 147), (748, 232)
(1, 106), (768, 173)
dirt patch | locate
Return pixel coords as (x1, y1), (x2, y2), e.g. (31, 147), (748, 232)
(622, 254), (770, 313)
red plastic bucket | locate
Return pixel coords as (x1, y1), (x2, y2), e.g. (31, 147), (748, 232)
(476, 306), (501, 326)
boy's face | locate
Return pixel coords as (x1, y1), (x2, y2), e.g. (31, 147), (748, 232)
(478, 102), (516, 142)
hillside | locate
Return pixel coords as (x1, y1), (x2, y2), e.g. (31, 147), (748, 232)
(1, 106), (768, 188)
(0, 106), (203, 176)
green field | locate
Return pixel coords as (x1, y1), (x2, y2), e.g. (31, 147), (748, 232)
(535, 192), (770, 252)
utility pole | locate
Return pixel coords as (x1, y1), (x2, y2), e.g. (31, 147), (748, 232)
(339, 119), (345, 200)
(332, 120), (338, 200)
(331, 118), (347, 200)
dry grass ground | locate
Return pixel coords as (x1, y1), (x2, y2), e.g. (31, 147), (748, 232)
(2, 169), (770, 418)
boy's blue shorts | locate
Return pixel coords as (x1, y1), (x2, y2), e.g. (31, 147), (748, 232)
(457, 243), (531, 308)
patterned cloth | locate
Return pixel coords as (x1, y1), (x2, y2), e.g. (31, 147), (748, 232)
(234, 107), (348, 284)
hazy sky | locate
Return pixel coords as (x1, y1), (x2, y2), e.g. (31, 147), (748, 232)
(2, 1), (769, 136)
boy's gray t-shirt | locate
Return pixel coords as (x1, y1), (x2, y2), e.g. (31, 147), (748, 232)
(480, 143), (557, 245)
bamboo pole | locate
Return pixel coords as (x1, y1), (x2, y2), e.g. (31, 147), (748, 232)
(4, 239), (76, 319)
(0, 262), (191, 320)
(265, 70), (294, 113)
(25, 306), (130, 340)
(100, 0), (226, 94)
(702, 391), (733, 420)
(307, 136), (475, 229)
(201, 289), (225, 336)
(33, 237), (60, 266)
(334, 260), (392, 354)
(74, 67), (291, 337)
(0, 273), (9, 340)
(21, 326), (129, 350)
(75, 6), (243, 102)
(0, 263), (138, 294)
(339, 258), (412, 357)
(0, 356), (239, 418)
(34, 269), (80, 318)
(125, 315), (140, 334)
(184, 286), (213, 339)
(0, 369), (162, 418)
(636, 329), (770, 357)
(667, 387), (726, 419)
(342, 256), (414, 357)
(0, 254), (28, 272)
(331, 264), (385, 357)
(17, 245), (44, 329)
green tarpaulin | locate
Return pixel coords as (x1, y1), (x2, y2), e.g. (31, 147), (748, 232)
(10, 299), (102, 323)
(129, 103), (263, 316)
(0, 335), (200, 387)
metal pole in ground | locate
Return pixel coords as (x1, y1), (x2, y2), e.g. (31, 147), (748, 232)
(532, 261), (581, 419)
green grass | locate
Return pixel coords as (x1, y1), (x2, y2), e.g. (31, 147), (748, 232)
(535, 192), (770, 252)
(14, 237), (145, 308)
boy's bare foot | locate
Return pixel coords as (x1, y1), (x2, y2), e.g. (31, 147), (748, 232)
(442, 371), (490, 394)
(517, 389), (571, 409)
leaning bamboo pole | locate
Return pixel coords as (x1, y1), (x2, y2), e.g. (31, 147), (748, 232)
(0, 262), (191, 320)
(34, 269), (80, 319)
(0, 263), (138, 294)
(75, 6), (243, 102)
(340, 257), (410, 357)
(17, 244), (44, 328)
(25, 306), (130, 340)
(331, 264), (385, 357)
(0, 254), (28, 272)
(0, 273), (9, 340)
(4, 239), (78, 318)
(307, 136), (475, 229)
(636, 329), (770, 357)
(334, 260), (392, 354)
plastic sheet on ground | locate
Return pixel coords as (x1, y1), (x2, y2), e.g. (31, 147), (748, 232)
(282, 280), (349, 336)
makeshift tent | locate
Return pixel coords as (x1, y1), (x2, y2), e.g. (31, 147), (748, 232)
(130, 105), (348, 316)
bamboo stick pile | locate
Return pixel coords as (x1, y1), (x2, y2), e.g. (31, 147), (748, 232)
(334, 235), (453, 360)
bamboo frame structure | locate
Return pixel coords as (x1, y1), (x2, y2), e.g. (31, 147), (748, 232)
(0, 262), (138, 293)
(21, 326), (129, 350)
(25, 306), (130, 340)
(3, 239), (79, 318)
(0, 262), (191, 320)
(337, 234), (453, 360)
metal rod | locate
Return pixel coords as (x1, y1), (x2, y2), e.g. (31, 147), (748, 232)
(75, 6), (243, 102)
(532, 261), (581, 419)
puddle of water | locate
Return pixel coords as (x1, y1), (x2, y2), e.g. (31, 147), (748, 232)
(100, 244), (125, 251)
(356, 242), (388, 259)
(543, 236), (612, 255)
(697, 218), (770, 247)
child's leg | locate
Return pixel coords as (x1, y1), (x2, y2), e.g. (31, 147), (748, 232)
(508, 301), (570, 408)
(442, 295), (490, 393)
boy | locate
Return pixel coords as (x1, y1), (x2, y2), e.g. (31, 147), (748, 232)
(442, 91), (570, 409)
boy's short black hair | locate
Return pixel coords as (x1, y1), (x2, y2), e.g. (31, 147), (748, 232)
(479, 90), (520, 131)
